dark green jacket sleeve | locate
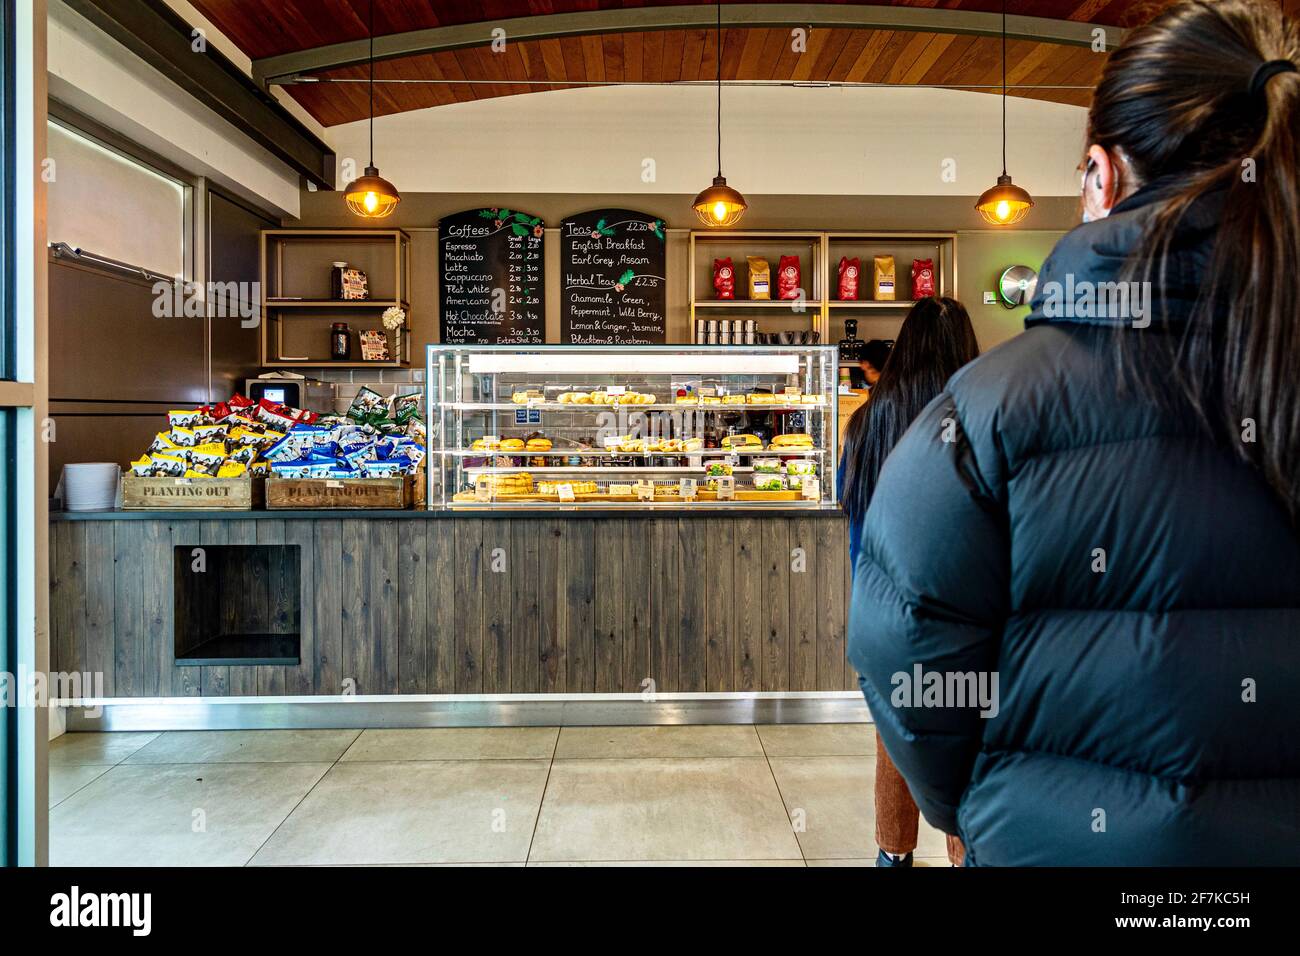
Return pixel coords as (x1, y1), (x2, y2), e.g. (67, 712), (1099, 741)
(847, 390), (1009, 834)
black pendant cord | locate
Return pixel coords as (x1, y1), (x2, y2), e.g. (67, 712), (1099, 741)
(1001, 0), (1007, 176)
(715, 0), (722, 178)
(368, 0), (375, 168)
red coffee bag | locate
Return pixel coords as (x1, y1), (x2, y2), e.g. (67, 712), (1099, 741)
(713, 257), (735, 299)
(777, 255), (802, 300)
(838, 257), (860, 301)
(912, 258), (935, 298)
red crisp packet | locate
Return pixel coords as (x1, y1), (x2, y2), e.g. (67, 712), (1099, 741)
(777, 255), (801, 300)
(713, 257), (735, 299)
(227, 393), (255, 410)
(912, 258), (935, 298)
(254, 399), (299, 430)
(838, 257), (860, 300)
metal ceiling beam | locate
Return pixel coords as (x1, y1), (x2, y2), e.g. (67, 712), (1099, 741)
(253, 3), (1125, 85)
(63, 0), (336, 188)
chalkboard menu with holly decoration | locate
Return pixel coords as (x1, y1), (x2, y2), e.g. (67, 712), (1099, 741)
(560, 209), (667, 345)
(438, 207), (545, 344)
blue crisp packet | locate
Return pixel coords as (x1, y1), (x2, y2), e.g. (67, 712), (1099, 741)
(336, 431), (372, 454)
(344, 445), (376, 466)
(269, 461), (313, 479)
(265, 431), (319, 462)
(358, 460), (404, 478)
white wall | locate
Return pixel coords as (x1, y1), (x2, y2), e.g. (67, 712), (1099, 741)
(328, 83), (1087, 198)
(46, 0), (301, 217)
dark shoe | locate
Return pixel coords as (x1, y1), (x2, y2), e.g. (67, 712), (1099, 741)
(876, 849), (913, 867)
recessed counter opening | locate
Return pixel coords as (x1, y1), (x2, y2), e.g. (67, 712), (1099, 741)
(173, 544), (302, 667)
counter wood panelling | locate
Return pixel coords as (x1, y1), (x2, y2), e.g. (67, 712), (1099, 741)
(49, 516), (858, 696)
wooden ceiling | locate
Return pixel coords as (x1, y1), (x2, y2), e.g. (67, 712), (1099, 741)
(185, 0), (1269, 126)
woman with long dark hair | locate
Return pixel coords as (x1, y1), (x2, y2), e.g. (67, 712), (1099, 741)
(849, 0), (1300, 865)
(839, 296), (979, 866)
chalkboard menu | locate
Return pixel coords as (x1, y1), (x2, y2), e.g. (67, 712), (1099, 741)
(439, 207), (545, 344)
(560, 209), (667, 345)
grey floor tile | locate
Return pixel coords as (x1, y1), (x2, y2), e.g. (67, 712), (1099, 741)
(249, 760), (550, 866)
(757, 723), (876, 757)
(125, 730), (361, 764)
(341, 727), (558, 762)
(769, 755), (956, 861)
(48, 764), (112, 808)
(769, 755), (874, 859)
(529, 757), (802, 863)
(50, 762), (332, 866)
(554, 725), (764, 759)
(49, 732), (160, 767)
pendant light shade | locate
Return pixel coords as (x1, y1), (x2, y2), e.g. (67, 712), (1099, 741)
(976, 174), (1034, 225)
(345, 166), (401, 218)
(347, 0), (401, 219)
(693, 175), (748, 227)
(694, 2), (745, 227)
(976, 0), (1032, 226)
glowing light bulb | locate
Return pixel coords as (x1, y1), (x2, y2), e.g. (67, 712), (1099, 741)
(996, 200), (1010, 221)
(713, 201), (727, 221)
(364, 192), (379, 213)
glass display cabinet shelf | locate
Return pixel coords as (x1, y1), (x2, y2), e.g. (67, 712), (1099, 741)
(427, 345), (839, 510)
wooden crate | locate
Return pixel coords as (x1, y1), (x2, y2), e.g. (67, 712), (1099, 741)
(122, 476), (263, 510)
(266, 476), (414, 510)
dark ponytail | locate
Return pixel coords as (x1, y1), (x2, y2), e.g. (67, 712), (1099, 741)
(1091, 0), (1300, 520)
(840, 297), (979, 523)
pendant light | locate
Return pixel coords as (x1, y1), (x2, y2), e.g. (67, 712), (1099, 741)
(975, 0), (1033, 225)
(345, 0), (401, 218)
(692, 2), (747, 226)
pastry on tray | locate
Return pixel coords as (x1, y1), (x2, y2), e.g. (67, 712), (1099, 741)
(537, 480), (597, 495)
(526, 437), (553, 451)
(475, 473), (534, 495)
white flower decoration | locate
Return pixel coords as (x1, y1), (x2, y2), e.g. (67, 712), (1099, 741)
(381, 306), (406, 331)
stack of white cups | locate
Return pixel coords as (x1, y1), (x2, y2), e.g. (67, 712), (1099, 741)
(62, 462), (120, 512)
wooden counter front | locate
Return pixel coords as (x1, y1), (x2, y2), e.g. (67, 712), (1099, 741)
(49, 512), (856, 698)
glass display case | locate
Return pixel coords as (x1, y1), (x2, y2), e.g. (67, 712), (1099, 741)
(427, 345), (839, 509)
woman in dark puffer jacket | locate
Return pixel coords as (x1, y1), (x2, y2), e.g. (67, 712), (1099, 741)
(848, 0), (1300, 866)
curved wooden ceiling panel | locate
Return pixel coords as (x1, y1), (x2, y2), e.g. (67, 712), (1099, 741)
(187, 0), (1187, 125)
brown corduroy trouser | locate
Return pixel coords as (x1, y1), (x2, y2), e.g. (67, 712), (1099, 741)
(875, 731), (966, 866)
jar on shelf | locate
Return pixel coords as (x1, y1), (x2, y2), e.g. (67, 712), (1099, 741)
(330, 322), (352, 360)
(330, 261), (348, 300)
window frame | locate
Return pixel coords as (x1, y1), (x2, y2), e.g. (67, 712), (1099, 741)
(46, 101), (196, 283)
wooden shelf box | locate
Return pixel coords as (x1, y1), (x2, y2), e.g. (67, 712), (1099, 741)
(259, 228), (412, 368)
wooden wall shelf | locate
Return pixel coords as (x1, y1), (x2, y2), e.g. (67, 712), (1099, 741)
(260, 228), (412, 368)
(689, 230), (958, 346)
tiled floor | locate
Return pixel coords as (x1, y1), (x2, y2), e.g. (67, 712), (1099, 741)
(48, 724), (954, 867)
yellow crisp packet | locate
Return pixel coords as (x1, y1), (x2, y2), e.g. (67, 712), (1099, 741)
(183, 468), (211, 479)
(129, 456), (154, 477)
(170, 426), (198, 447)
(216, 461), (246, 478)
(151, 452), (187, 477)
(148, 432), (179, 454)
(248, 461), (270, 476)
(191, 441), (228, 458)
